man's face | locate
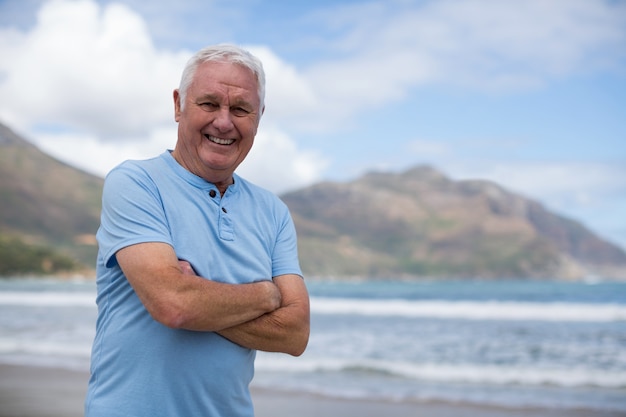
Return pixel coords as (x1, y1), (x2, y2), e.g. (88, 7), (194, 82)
(173, 61), (262, 185)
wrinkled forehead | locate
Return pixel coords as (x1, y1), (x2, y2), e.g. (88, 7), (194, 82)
(193, 61), (261, 100)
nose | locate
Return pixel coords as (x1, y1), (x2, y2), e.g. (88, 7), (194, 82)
(212, 107), (234, 132)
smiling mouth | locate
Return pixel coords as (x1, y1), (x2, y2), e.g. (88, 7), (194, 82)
(206, 135), (235, 145)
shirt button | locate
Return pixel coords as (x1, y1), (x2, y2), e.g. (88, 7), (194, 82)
(209, 190), (217, 198)
(222, 207), (228, 213)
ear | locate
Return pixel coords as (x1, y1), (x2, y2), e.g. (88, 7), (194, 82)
(173, 89), (181, 122)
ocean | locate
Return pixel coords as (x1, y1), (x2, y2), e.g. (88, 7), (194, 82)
(0, 277), (625, 413)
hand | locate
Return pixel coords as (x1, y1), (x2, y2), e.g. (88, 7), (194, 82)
(178, 260), (196, 276)
(260, 279), (282, 312)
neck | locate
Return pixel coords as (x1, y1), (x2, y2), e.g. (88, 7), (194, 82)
(214, 177), (234, 196)
(170, 149), (234, 195)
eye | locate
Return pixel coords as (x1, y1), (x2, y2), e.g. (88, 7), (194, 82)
(198, 101), (219, 110)
(231, 106), (251, 117)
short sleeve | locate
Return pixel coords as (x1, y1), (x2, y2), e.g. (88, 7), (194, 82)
(97, 162), (173, 268)
(271, 203), (303, 278)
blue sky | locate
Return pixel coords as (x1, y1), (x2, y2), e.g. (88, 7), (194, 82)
(0, 0), (625, 251)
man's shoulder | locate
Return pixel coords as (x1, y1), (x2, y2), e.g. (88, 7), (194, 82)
(113, 154), (164, 172)
(106, 153), (171, 182)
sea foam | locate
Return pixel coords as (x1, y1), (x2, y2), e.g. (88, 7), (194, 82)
(0, 291), (95, 307)
(2, 291), (625, 322)
(311, 297), (626, 322)
(255, 354), (626, 388)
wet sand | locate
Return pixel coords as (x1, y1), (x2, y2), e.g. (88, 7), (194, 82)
(0, 364), (622, 417)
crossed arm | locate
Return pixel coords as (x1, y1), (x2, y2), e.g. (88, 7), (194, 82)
(115, 241), (310, 356)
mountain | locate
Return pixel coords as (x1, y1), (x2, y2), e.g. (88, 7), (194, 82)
(282, 166), (626, 279)
(0, 123), (103, 272)
(2, 120), (625, 279)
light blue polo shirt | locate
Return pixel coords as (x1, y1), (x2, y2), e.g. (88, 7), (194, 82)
(85, 151), (302, 417)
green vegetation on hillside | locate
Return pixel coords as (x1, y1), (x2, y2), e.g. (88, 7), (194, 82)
(0, 122), (102, 271)
(0, 234), (80, 276)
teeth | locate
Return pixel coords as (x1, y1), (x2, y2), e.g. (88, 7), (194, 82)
(207, 135), (235, 145)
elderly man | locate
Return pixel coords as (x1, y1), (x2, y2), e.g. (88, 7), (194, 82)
(85, 44), (310, 417)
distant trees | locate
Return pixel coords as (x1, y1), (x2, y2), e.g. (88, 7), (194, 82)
(0, 234), (79, 276)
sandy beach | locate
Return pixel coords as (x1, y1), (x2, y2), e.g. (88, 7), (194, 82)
(1, 364), (623, 417)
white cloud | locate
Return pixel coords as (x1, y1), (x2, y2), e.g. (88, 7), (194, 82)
(32, 125), (178, 177)
(433, 0), (626, 82)
(4, 0), (623, 136)
(0, 0), (187, 137)
(294, 0), (626, 129)
(445, 161), (626, 205)
(237, 124), (329, 194)
(3, 0), (623, 138)
(247, 46), (318, 119)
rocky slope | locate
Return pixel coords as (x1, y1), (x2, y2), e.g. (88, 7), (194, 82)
(282, 166), (626, 279)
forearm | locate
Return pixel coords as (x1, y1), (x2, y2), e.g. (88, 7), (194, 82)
(118, 244), (282, 332)
(218, 305), (308, 356)
(168, 278), (281, 331)
(172, 259), (282, 331)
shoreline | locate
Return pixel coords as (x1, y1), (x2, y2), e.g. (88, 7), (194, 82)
(1, 363), (624, 417)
